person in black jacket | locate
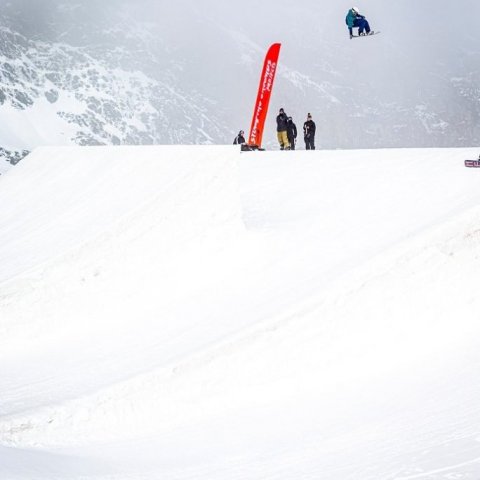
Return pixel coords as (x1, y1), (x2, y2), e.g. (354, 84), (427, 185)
(276, 108), (290, 150)
(233, 130), (246, 145)
(286, 117), (297, 150)
(303, 113), (316, 150)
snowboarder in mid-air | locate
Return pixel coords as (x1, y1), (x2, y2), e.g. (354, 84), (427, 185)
(346, 6), (374, 39)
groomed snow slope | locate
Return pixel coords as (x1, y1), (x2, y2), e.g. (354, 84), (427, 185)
(1, 145), (480, 479)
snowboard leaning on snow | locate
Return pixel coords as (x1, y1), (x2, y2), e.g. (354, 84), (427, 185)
(465, 159), (480, 168)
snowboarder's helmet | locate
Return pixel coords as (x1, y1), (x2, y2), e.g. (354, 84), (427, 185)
(240, 130), (244, 135)
(352, 6), (359, 13)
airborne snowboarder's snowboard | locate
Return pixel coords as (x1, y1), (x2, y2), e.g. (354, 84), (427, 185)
(465, 159), (480, 168)
(351, 31), (381, 38)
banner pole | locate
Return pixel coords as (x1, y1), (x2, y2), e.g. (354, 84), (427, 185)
(247, 43), (282, 149)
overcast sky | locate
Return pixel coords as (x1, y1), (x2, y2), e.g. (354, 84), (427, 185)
(2, 0), (479, 148)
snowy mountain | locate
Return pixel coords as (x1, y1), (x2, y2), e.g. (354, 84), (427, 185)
(1, 144), (480, 479)
(1, 0), (480, 173)
(0, 1), (231, 171)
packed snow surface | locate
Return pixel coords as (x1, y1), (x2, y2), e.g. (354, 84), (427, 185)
(1, 145), (480, 479)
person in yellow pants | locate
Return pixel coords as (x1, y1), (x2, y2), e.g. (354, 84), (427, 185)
(276, 108), (290, 150)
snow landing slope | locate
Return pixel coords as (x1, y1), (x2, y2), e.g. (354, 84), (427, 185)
(1, 146), (480, 479)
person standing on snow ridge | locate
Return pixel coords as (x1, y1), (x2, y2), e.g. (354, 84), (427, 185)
(346, 6), (374, 39)
(233, 130), (246, 145)
(286, 116), (297, 150)
(276, 108), (290, 150)
(303, 113), (316, 150)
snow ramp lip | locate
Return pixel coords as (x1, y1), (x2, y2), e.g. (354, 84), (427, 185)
(0, 145), (242, 284)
